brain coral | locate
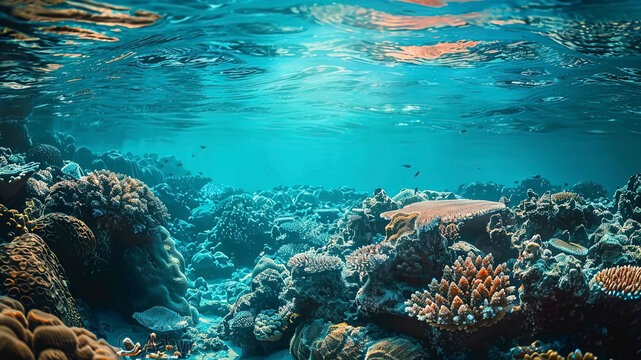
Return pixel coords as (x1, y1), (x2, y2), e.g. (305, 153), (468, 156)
(381, 199), (506, 228)
(0, 204), (29, 242)
(0, 295), (118, 360)
(405, 252), (515, 332)
(25, 144), (64, 169)
(0, 233), (82, 327)
(28, 213), (96, 285)
(590, 265), (641, 300)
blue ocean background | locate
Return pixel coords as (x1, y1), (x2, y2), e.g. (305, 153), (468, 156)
(3, 0), (641, 193)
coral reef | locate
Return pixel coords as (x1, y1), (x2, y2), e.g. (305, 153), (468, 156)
(405, 252), (516, 332)
(0, 295), (118, 360)
(0, 233), (82, 327)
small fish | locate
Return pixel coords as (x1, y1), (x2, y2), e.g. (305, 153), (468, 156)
(186, 171), (191, 175)
(534, 174), (541, 179)
(163, 159), (169, 163)
(460, 129), (467, 134)
(199, 171), (203, 175)
(168, 173), (173, 176)
(414, 171), (420, 177)
(200, 145), (206, 149)
(476, 167), (480, 170)
(617, 185), (621, 189)
(402, 164), (411, 168)
(414, 187), (418, 195)
(177, 163), (183, 167)
(514, 180), (519, 184)
(563, 182), (568, 187)
(192, 153), (195, 157)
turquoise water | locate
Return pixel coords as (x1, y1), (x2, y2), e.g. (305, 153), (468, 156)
(2, 0), (641, 191)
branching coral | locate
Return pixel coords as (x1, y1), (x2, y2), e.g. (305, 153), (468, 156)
(346, 244), (392, 276)
(0, 295), (118, 360)
(590, 265), (641, 300)
(287, 252), (344, 275)
(405, 252), (515, 332)
(0, 233), (82, 327)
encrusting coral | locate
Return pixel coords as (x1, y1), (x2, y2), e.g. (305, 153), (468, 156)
(0, 233), (82, 327)
(0, 295), (118, 360)
(405, 252), (516, 332)
(590, 265), (641, 300)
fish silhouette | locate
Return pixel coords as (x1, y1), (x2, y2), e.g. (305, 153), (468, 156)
(414, 171), (420, 177)
(402, 164), (411, 168)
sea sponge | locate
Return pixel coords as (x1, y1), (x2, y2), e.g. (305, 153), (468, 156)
(25, 144), (64, 169)
(0, 296), (118, 360)
(381, 199), (506, 228)
(0, 204), (29, 242)
(405, 252), (516, 332)
(590, 265), (641, 300)
(0, 233), (82, 327)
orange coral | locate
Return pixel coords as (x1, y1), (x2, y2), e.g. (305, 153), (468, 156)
(405, 252), (516, 332)
(384, 212), (418, 244)
(0, 204), (29, 242)
(590, 265), (641, 300)
(524, 349), (597, 360)
(0, 295), (118, 359)
(381, 199), (506, 229)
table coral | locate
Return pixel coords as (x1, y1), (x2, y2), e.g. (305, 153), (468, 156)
(405, 252), (516, 332)
(381, 199), (506, 228)
(0, 233), (82, 327)
(590, 265), (641, 300)
(0, 295), (118, 360)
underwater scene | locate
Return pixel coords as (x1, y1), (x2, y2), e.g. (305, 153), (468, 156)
(1, 0), (641, 359)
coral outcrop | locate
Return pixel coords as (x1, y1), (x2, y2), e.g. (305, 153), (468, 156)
(405, 252), (516, 332)
(25, 144), (64, 169)
(381, 199), (506, 227)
